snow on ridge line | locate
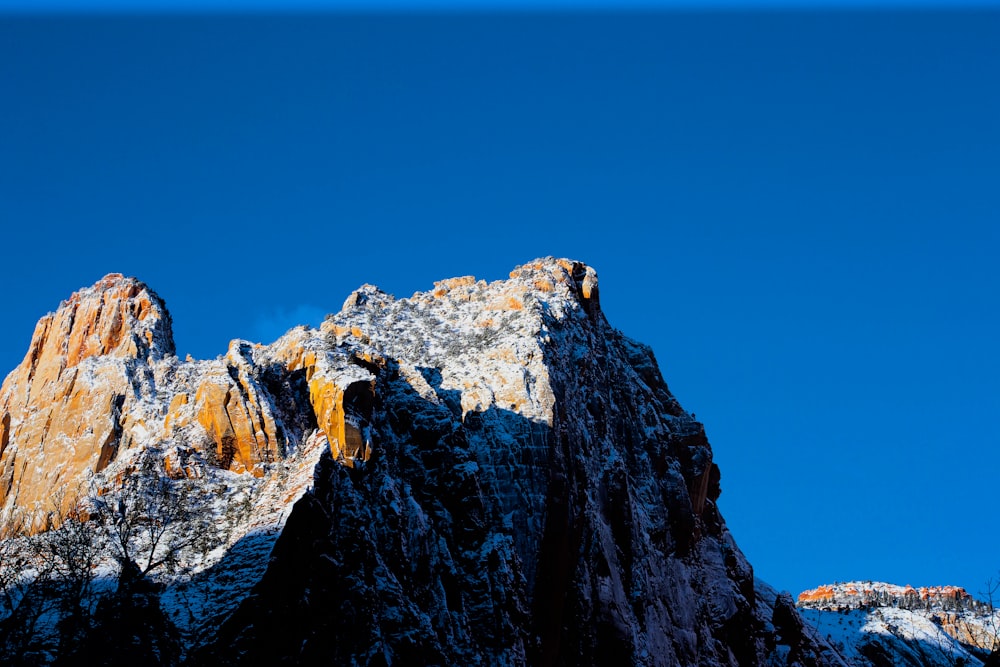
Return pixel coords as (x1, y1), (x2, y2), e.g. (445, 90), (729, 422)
(798, 580), (986, 610)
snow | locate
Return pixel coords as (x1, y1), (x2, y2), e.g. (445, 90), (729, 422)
(797, 581), (1000, 667)
(1, 258), (857, 665)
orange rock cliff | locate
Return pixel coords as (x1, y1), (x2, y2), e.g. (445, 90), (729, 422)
(798, 582), (973, 608)
(0, 275), (173, 522)
(0, 273), (375, 526)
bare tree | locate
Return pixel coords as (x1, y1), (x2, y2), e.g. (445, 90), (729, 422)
(0, 510), (55, 663)
(945, 576), (1000, 667)
(93, 452), (207, 591)
(0, 453), (218, 663)
(39, 491), (105, 613)
(978, 578), (1000, 667)
(0, 510), (30, 619)
(8, 489), (109, 659)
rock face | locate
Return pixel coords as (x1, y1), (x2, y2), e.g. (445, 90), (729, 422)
(0, 274), (174, 524)
(798, 583), (977, 610)
(0, 260), (840, 666)
(797, 582), (999, 667)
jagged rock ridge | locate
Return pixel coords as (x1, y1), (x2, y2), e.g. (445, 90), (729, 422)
(0, 259), (840, 666)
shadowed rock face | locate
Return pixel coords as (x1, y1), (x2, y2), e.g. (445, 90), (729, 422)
(189, 259), (841, 667)
(0, 259), (840, 666)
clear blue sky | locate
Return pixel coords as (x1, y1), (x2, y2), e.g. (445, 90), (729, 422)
(1, 3), (998, 600)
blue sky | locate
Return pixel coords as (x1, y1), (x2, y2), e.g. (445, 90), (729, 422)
(4, 0), (1000, 10)
(1, 3), (998, 599)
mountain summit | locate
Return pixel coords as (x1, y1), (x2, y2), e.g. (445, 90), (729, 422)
(0, 259), (838, 666)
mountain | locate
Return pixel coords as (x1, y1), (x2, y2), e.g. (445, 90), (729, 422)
(797, 582), (1000, 667)
(0, 258), (841, 665)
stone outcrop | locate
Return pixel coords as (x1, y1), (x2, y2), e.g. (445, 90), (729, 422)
(0, 274), (370, 524)
(0, 274), (172, 522)
(181, 341), (283, 476)
(265, 334), (378, 469)
(303, 374), (374, 466)
(278, 348), (376, 468)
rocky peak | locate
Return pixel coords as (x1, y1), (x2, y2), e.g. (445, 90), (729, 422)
(0, 274), (175, 524)
(0, 259), (841, 666)
(35, 273), (174, 371)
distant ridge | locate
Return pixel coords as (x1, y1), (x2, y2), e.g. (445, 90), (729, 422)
(797, 581), (998, 666)
(799, 581), (985, 611)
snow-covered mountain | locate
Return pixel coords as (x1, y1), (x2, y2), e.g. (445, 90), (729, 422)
(798, 582), (1000, 667)
(0, 259), (845, 665)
